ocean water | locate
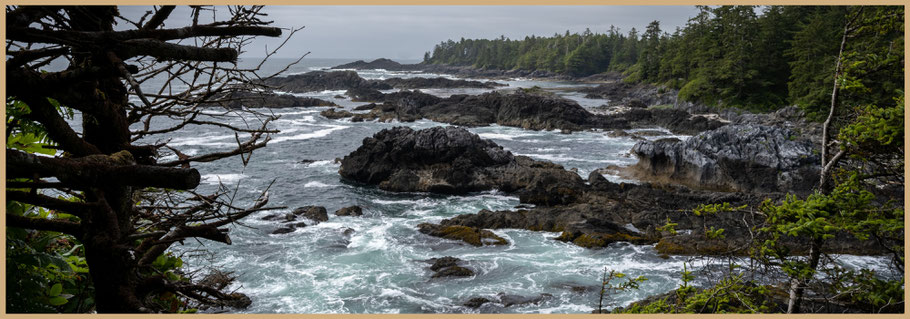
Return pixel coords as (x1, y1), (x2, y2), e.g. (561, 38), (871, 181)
(125, 58), (891, 313)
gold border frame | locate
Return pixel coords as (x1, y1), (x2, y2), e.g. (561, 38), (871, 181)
(0, 2), (907, 317)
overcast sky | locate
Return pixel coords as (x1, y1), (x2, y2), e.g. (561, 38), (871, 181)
(119, 6), (700, 60)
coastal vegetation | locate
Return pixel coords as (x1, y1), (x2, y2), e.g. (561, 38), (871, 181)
(423, 6), (903, 117)
(6, 5), (297, 312)
(6, 4), (903, 314)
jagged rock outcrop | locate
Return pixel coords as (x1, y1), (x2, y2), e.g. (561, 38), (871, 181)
(204, 91), (337, 109)
(293, 206), (329, 223)
(421, 91), (625, 130)
(622, 108), (727, 135)
(320, 108), (353, 119)
(334, 206), (363, 216)
(347, 87), (386, 102)
(331, 58), (422, 71)
(629, 124), (821, 194)
(417, 224), (508, 246)
(425, 256), (475, 278)
(383, 77), (504, 89)
(463, 293), (554, 309)
(264, 70), (505, 93)
(263, 206), (329, 234)
(580, 82), (678, 106)
(331, 58), (566, 80)
(263, 70), (391, 93)
(338, 126), (585, 199)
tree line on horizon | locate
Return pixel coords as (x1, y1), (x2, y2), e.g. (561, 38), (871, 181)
(422, 5), (903, 118)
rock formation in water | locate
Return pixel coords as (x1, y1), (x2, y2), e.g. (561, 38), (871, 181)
(263, 70), (392, 92)
(204, 90), (337, 109)
(347, 127), (877, 255)
(263, 70), (505, 93)
(339, 126), (585, 202)
(629, 124), (820, 194)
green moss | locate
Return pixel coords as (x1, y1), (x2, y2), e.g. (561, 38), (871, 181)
(554, 231), (576, 242)
(439, 225), (507, 246)
(572, 234), (607, 248)
(560, 232), (656, 248)
(655, 239), (689, 255)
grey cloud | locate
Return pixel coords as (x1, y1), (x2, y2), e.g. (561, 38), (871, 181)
(117, 5), (699, 60)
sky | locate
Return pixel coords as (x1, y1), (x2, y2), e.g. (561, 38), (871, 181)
(118, 6), (701, 60)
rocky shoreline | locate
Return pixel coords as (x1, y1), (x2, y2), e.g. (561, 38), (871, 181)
(262, 70), (506, 93)
(337, 126), (879, 257)
(235, 59), (871, 257)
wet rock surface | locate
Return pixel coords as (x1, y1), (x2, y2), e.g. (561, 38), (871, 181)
(293, 206), (329, 223)
(320, 108), (353, 119)
(263, 70), (391, 92)
(264, 70), (505, 93)
(581, 82), (678, 107)
(338, 126), (585, 196)
(347, 90), (632, 132)
(417, 223), (508, 246)
(204, 90), (337, 109)
(629, 124), (820, 194)
(622, 108), (727, 135)
(425, 256), (475, 278)
(463, 293), (554, 309)
(334, 206), (363, 216)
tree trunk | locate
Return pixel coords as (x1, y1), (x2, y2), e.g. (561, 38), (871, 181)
(786, 237), (824, 313)
(68, 7), (147, 312)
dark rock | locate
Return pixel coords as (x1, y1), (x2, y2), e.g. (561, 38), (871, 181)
(432, 266), (474, 278)
(622, 108), (726, 135)
(347, 88), (386, 102)
(727, 106), (823, 145)
(332, 58), (419, 71)
(330, 58), (567, 80)
(464, 297), (491, 308)
(425, 256), (475, 278)
(420, 91), (628, 131)
(629, 124), (820, 194)
(265, 69), (505, 94)
(320, 108), (353, 119)
(383, 77), (505, 89)
(224, 292), (252, 309)
(429, 256), (461, 271)
(627, 99), (647, 108)
(497, 292), (553, 307)
(338, 126), (584, 196)
(261, 213), (283, 221)
(417, 223), (508, 246)
(271, 226), (296, 234)
(333, 94), (345, 99)
(204, 90), (337, 109)
(299, 159), (316, 165)
(353, 103), (378, 111)
(262, 70), (391, 93)
(343, 89), (631, 132)
(293, 206), (328, 223)
(580, 82), (677, 107)
(334, 206), (363, 216)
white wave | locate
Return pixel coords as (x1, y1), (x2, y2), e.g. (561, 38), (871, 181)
(200, 173), (246, 185)
(270, 125), (347, 143)
(168, 134), (235, 147)
(372, 199), (420, 205)
(306, 160), (339, 167)
(318, 89), (348, 95)
(304, 181), (337, 188)
(515, 153), (607, 164)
